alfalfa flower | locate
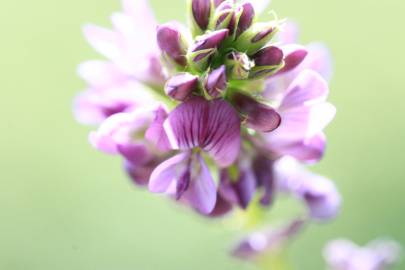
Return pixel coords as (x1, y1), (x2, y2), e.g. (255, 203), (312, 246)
(75, 0), (337, 218)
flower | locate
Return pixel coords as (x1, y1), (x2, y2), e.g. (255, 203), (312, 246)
(274, 156), (341, 221)
(74, 0), (165, 125)
(324, 239), (402, 270)
(232, 218), (306, 260)
(75, 0), (337, 218)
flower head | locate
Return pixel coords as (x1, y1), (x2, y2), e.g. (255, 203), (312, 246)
(75, 0), (337, 218)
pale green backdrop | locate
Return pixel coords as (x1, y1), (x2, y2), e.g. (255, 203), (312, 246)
(1, 0), (404, 269)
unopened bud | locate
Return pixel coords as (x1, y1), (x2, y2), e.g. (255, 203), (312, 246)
(191, 0), (212, 34)
(232, 92), (281, 132)
(277, 44), (308, 74)
(250, 46), (284, 78)
(156, 23), (188, 67)
(236, 2), (255, 37)
(205, 65), (227, 97)
(165, 73), (198, 100)
(236, 22), (279, 54)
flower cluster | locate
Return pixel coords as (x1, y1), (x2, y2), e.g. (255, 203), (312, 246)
(74, 0), (339, 220)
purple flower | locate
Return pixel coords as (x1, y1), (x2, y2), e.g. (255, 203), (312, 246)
(82, 0), (164, 84)
(75, 0), (338, 220)
(75, 0), (165, 125)
(263, 70), (336, 163)
(89, 105), (169, 186)
(324, 239), (402, 270)
(148, 97), (241, 214)
(74, 80), (156, 125)
(232, 218), (306, 260)
(274, 156), (341, 220)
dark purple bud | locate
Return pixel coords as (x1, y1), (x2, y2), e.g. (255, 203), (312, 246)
(165, 73), (198, 101)
(192, 0), (211, 31)
(191, 29), (229, 52)
(214, 1), (236, 32)
(277, 45), (308, 74)
(236, 2), (255, 36)
(232, 92), (281, 132)
(252, 26), (275, 43)
(205, 65), (227, 97)
(156, 23), (187, 66)
(253, 46), (284, 66)
(236, 22), (279, 54)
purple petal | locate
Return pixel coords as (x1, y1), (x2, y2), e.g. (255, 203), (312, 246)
(220, 167), (256, 209)
(145, 106), (171, 151)
(89, 108), (154, 154)
(73, 81), (155, 125)
(192, 0), (211, 30)
(117, 143), (152, 165)
(149, 152), (190, 193)
(232, 92), (281, 132)
(205, 65), (227, 97)
(77, 61), (127, 89)
(182, 154), (217, 214)
(164, 73), (198, 101)
(164, 97), (241, 167)
(280, 69), (329, 110)
(83, 24), (123, 61)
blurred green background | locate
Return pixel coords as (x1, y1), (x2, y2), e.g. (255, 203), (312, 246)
(1, 0), (404, 269)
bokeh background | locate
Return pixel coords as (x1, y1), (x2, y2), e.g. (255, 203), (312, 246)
(1, 0), (404, 269)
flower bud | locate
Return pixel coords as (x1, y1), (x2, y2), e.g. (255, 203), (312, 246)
(191, 29), (229, 52)
(225, 52), (254, 80)
(249, 46), (284, 78)
(205, 65), (227, 97)
(232, 92), (281, 132)
(156, 23), (188, 67)
(277, 44), (308, 74)
(191, 0), (212, 34)
(236, 2), (255, 37)
(236, 22), (279, 54)
(213, 1), (236, 33)
(164, 73), (199, 100)
(188, 48), (217, 72)
(188, 29), (229, 71)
